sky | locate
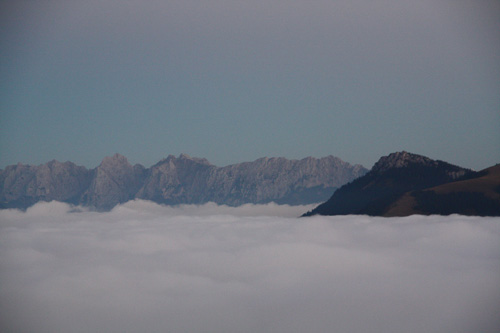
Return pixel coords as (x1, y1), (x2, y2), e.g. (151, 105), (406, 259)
(1, 201), (499, 332)
(1, 0), (499, 170)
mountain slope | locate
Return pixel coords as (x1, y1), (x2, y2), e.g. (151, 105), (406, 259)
(80, 154), (147, 210)
(303, 151), (476, 217)
(135, 155), (367, 206)
(135, 154), (216, 205)
(0, 160), (92, 209)
(385, 164), (500, 216)
(0, 154), (367, 210)
(203, 156), (367, 206)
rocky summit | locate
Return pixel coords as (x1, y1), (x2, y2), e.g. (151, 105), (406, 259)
(0, 154), (367, 210)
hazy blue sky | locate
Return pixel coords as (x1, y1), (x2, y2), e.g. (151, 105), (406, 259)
(1, 0), (499, 170)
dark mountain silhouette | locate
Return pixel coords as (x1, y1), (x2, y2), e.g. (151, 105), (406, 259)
(385, 164), (500, 216)
(0, 154), (367, 210)
(303, 151), (480, 217)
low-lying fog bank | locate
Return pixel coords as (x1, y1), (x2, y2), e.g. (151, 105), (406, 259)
(1, 200), (499, 333)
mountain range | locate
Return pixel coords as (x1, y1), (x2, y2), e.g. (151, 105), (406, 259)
(0, 154), (367, 210)
(303, 151), (500, 217)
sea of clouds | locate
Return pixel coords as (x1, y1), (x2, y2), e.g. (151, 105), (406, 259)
(1, 200), (499, 333)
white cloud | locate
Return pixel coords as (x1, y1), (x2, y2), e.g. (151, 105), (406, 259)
(1, 201), (499, 333)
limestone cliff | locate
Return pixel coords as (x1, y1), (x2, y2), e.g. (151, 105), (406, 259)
(1, 154), (367, 210)
(80, 154), (146, 210)
(0, 160), (92, 209)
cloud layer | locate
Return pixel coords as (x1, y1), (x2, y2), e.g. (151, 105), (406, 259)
(1, 201), (499, 332)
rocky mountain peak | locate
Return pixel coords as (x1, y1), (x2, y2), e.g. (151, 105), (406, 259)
(100, 153), (130, 168)
(371, 151), (470, 180)
(371, 151), (436, 173)
(79, 154), (145, 210)
(319, 155), (340, 162)
(156, 154), (212, 167)
(46, 159), (61, 167)
(178, 153), (212, 166)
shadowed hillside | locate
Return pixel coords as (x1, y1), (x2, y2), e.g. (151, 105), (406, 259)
(385, 164), (500, 216)
(303, 151), (480, 217)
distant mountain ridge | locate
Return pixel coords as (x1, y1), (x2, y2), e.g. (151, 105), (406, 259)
(302, 151), (497, 217)
(0, 154), (367, 210)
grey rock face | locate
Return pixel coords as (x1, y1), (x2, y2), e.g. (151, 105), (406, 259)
(80, 154), (146, 210)
(1, 154), (367, 210)
(202, 156), (367, 205)
(136, 154), (215, 205)
(0, 160), (92, 209)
